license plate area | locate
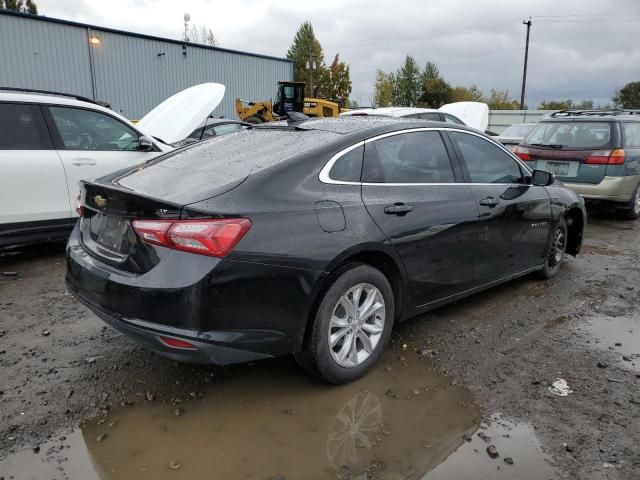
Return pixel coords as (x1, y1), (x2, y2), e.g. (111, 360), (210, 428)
(90, 213), (131, 254)
(539, 160), (579, 178)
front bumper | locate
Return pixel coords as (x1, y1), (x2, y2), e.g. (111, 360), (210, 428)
(564, 175), (640, 203)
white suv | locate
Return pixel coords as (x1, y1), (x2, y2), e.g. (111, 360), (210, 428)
(0, 84), (225, 247)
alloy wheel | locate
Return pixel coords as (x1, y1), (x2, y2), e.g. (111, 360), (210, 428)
(633, 188), (640, 215)
(328, 283), (385, 368)
(549, 225), (566, 267)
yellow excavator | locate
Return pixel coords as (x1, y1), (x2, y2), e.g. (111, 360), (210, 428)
(236, 81), (342, 124)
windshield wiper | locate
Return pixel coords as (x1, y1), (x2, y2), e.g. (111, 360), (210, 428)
(530, 143), (564, 149)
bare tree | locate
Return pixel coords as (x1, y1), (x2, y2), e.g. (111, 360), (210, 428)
(183, 25), (217, 47)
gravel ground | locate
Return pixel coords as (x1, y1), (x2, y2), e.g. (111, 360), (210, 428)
(0, 211), (639, 479)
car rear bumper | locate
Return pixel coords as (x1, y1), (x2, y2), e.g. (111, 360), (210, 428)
(563, 175), (640, 203)
(65, 225), (323, 365)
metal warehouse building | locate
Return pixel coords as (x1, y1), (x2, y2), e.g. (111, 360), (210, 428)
(0, 10), (293, 119)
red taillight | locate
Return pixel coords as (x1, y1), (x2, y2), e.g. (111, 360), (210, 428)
(514, 146), (532, 161)
(584, 149), (625, 165)
(75, 193), (85, 217)
(159, 336), (197, 350)
(132, 218), (251, 257)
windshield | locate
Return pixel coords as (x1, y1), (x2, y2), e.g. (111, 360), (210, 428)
(501, 124), (535, 138)
(524, 121), (612, 149)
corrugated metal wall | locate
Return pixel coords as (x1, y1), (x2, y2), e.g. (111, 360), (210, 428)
(0, 11), (293, 120)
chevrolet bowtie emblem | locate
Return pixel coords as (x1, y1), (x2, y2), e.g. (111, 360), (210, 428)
(94, 195), (107, 208)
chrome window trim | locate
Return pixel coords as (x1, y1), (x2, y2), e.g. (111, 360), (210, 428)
(318, 127), (532, 186)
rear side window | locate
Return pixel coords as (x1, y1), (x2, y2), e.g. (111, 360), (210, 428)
(450, 131), (523, 184)
(49, 107), (140, 151)
(622, 123), (640, 148)
(443, 114), (465, 125)
(524, 121), (612, 149)
(0, 103), (52, 150)
(408, 112), (441, 121)
(329, 145), (363, 182)
(363, 131), (455, 184)
(211, 124), (242, 137)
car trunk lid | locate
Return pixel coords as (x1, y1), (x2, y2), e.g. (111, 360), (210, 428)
(79, 182), (185, 272)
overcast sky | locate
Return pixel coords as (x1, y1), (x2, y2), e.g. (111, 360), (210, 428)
(38, 0), (640, 108)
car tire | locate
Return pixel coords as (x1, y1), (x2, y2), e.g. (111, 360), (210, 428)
(537, 218), (567, 280)
(295, 263), (394, 384)
(618, 184), (640, 220)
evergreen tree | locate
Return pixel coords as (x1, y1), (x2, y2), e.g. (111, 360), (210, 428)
(286, 22), (324, 94)
(395, 55), (421, 106)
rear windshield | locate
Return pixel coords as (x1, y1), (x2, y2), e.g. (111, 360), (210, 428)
(622, 122), (640, 148)
(524, 121), (612, 149)
(500, 124), (535, 138)
(116, 128), (340, 201)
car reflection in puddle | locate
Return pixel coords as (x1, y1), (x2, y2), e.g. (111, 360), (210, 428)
(0, 348), (557, 479)
(81, 349), (480, 479)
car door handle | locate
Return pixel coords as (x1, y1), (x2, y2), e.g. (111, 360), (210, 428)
(71, 158), (97, 166)
(384, 203), (413, 215)
(479, 197), (499, 207)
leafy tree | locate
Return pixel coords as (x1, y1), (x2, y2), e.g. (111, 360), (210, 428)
(373, 69), (394, 107)
(395, 55), (422, 106)
(316, 54), (352, 106)
(487, 89), (519, 110)
(613, 81), (640, 108)
(183, 25), (217, 46)
(25, 0), (37, 13)
(451, 85), (485, 103)
(538, 99), (594, 110)
(4, 0), (24, 11)
(346, 99), (359, 109)
(539, 99), (574, 110)
(287, 21), (324, 94)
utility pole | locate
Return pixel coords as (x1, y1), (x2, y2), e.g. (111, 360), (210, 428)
(520, 17), (532, 110)
(306, 55), (317, 96)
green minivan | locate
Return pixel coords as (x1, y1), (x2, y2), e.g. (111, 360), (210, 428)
(515, 110), (640, 219)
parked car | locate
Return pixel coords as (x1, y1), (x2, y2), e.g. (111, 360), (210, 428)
(340, 102), (489, 132)
(515, 109), (640, 219)
(66, 117), (586, 384)
(341, 107), (467, 125)
(0, 83), (225, 247)
(495, 123), (537, 148)
(172, 118), (251, 148)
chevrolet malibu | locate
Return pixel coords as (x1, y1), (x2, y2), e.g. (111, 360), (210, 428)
(66, 117), (586, 384)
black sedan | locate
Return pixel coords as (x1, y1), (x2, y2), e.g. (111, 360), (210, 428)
(66, 117), (586, 384)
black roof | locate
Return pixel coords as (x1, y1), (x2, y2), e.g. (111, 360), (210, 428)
(258, 116), (478, 138)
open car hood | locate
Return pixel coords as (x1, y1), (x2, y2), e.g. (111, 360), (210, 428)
(439, 101), (489, 132)
(136, 83), (225, 144)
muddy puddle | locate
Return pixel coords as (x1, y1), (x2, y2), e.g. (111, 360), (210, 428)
(425, 414), (557, 480)
(0, 349), (556, 480)
(579, 315), (640, 372)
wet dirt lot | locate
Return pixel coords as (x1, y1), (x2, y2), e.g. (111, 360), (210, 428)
(1, 212), (639, 479)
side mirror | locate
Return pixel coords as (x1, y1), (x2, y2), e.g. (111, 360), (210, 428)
(138, 136), (154, 152)
(532, 169), (555, 186)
